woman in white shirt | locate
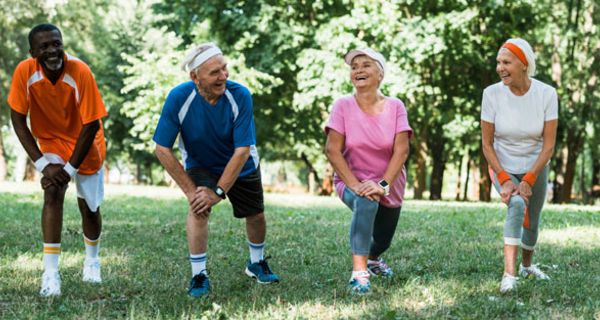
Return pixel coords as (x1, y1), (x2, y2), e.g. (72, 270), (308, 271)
(481, 38), (558, 293)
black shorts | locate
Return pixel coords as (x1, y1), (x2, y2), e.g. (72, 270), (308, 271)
(186, 167), (265, 218)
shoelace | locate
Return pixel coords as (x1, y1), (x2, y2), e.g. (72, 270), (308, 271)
(377, 259), (390, 270)
(257, 256), (273, 275)
(191, 273), (207, 288)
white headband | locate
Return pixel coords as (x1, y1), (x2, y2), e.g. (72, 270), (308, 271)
(186, 46), (223, 72)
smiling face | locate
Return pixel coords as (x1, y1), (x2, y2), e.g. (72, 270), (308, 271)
(30, 30), (64, 71)
(190, 54), (229, 102)
(350, 55), (383, 90)
(496, 48), (528, 86)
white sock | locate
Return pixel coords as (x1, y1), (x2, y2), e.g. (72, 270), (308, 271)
(84, 235), (100, 259)
(248, 241), (264, 263)
(351, 270), (370, 281)
(43, 243), (61, 272)
(190, 253), (207, 276)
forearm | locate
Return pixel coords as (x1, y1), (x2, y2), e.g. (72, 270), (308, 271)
(482, 143), (505, 174)
(217, 147), (250, 192)
(529, 147), (554, 176)
(382, 133), (409, 184)
(155, 145), (196, 198)
(69, 120), (100, 168)
(11, 111), (43, 161)
(326, 150), (360, 189)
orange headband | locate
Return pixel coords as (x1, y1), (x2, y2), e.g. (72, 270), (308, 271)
(502, 43), (528, 66)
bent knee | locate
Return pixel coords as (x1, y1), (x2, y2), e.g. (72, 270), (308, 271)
(355, 196), (378, 210)
(508, 195), (526, 211)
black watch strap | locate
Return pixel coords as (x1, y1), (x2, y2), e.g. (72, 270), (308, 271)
(215, 186), (226, 199)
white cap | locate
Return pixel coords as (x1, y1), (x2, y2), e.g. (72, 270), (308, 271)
(502, 38), (536, 77)
(344, 48), (386, 77)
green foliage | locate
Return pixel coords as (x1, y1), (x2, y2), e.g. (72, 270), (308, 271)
(0, 0), (598, 198)
(0, 188), (599, 318)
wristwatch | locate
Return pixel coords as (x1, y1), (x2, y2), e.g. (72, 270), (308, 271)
(214, 186), (226, 199)
(378, 179), (390, 196)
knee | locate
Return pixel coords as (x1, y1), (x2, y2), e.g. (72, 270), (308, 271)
(508, 196), (526, 212)
(246, 212), (265, 224)
(188, 212), (209, 224)
(44, 185), (66, 206)
(355, 196), (378, 213)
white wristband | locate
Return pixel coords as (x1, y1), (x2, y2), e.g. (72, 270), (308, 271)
(63, 162), (78, 177)
(34, 156), (50, 173)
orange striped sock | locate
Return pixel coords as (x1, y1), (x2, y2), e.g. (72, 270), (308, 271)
(84, 235), (100, 259)
(43, 243), (61, 271)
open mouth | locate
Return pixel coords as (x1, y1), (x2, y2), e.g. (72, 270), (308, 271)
(355, 76), (368, 81)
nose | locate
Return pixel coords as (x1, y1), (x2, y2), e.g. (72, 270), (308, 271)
(218, 70), (228, 80)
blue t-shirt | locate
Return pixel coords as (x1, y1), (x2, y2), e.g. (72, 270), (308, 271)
(153, 80), (260, 177)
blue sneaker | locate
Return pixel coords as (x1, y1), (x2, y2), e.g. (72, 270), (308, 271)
(188, 273), (210, 298)
(349, 271), (371, 295)
(245, 257), (280, 284)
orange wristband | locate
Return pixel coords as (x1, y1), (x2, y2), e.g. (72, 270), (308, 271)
(522, 172), (537, 187)
(497, 170), (511, 185)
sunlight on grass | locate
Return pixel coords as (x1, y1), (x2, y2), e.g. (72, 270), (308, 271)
(10, 252), (131, 272)
(265, 193), (341, 208)
(540, 226), (600, 248)
(1, 189), (598, 319)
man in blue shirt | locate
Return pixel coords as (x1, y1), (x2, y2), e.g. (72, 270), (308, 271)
(153, 43), (279, 298)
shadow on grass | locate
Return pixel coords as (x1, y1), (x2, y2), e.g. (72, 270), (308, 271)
(1, 193), (599, 319)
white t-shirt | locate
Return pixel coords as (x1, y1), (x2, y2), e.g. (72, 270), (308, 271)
(481, 78), (558, 174)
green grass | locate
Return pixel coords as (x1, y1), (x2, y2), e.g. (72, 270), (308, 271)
(0, 185), (599, 319)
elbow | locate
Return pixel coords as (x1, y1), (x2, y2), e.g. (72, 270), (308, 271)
(325, 144), (337, 162)
(85, 120), (101, 133)
(154, 144), (167, 159)
(236, 146), (251, 161)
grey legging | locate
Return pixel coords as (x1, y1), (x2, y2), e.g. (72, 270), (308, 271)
(342, 187), (401, 256)
(491, 166), (548, 250)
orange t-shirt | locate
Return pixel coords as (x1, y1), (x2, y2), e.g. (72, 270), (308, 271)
(7, 53), (107, 175)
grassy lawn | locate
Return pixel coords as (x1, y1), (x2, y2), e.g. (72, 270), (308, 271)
(0, 183), (599, 319)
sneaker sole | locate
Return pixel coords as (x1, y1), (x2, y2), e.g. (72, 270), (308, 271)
(244, 268), (279, 284)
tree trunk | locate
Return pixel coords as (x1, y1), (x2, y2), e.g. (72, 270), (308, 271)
(463, 158), (472, 201)
(591, 143), (600, 199)
(455, 156), (462, 201)
(320, 164), (334, 196)
(301, 152), (321, 195)
(478, 145), (491, 202)
(429, 137), (445, 200)
(0, 132), (7, 181)
(552, 145), (567, 203)
(560, 131), (584, 203)
(413, 139), (428, 199)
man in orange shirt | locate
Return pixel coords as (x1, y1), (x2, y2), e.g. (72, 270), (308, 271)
(8, 24), (107, 297)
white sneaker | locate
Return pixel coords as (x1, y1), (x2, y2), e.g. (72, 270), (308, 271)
(83, 258), (102, 283)
(519, 264), (550, 280)
(40, 270), (61, 297)
(499, 273), (518, 293)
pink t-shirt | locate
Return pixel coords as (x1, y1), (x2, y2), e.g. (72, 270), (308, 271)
(325, 95), (412, 208)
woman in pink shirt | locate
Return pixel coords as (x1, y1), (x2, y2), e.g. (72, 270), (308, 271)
(325, 48), (412, 295)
